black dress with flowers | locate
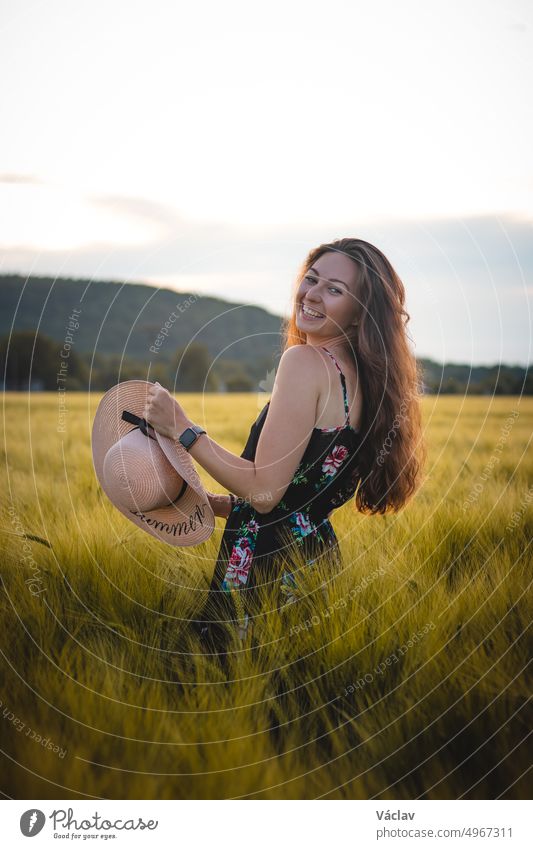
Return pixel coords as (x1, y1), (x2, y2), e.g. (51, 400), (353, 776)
(192, 346), (362, 652)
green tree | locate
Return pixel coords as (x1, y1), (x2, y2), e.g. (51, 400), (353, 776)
(0, 330), (88, 390)
(226, 372), (254, 392)
(173, 343), (218, 391)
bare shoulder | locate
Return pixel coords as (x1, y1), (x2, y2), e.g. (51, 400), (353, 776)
(292, 345), (342, 393)
(275, 345), (321, 386)
(278, 344), (324, 371)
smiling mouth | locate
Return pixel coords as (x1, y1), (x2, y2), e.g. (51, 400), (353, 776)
(300, 303), (325, 319)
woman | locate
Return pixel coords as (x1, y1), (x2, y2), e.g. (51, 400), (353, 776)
(143, 237), (426, 655)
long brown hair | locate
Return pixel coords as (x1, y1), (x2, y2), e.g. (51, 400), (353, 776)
(281, 237), (426, 514)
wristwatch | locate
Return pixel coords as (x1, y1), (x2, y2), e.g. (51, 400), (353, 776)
(178, 424), (206, 451)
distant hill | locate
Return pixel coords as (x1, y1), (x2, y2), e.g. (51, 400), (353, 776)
(0, 273), (282, 365)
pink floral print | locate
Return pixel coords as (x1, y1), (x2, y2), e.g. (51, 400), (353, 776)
(222, 518), (260, 591)
(322, 444), (349, 476)
(294, 511), (313, 537)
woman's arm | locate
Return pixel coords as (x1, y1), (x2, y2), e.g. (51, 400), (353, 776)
(187, 346), (320, 513)
(143, 347), (320, 514)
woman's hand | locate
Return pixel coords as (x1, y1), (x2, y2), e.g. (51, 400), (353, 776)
(142, 382), (193, 441)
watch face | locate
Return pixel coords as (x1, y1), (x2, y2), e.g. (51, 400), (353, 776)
(179, 427), (196, 448)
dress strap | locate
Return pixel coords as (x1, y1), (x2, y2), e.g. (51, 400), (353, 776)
(320, 347), (350, 424)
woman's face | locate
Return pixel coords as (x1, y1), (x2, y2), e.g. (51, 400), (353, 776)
(295, 251), (360, 344)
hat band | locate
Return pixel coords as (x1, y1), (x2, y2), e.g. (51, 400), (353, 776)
(171, 477), (189, 503)
(122, 409), (153, 438)
(121, 408), (189, 504)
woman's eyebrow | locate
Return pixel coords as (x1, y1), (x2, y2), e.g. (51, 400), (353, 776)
(309, 266), (349, 288)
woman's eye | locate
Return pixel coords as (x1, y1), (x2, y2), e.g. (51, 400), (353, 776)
(304, 275), (341, 294)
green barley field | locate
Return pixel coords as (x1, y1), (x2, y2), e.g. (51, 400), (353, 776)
(1, 392), (531, 799)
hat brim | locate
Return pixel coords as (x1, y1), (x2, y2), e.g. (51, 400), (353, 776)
(92, 380), (215, 547)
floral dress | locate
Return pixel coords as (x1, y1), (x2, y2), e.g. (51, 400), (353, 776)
(192, 346), (362, 653)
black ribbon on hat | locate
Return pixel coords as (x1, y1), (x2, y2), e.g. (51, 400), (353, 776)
(121, 409), (189, 504)
(122, 409), (153, 438)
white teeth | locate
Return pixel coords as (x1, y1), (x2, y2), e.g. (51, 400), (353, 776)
(301, 304), (324, 318)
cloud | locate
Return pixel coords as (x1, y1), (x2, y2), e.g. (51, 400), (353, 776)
(1, 208), (531, 286)
(0, 173), (42, 184)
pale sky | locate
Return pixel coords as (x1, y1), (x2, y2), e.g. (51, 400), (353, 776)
(0, 0), (531, 364)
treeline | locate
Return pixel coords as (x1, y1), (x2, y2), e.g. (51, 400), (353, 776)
(419, 358), (532, 395)
(0, 331), (531, 394)
(0, 331), (264, 392)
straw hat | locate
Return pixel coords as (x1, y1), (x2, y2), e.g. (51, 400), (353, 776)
(91, 380), (215, 546)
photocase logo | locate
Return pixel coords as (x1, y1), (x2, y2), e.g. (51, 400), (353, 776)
(20, 809), (46, 836)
